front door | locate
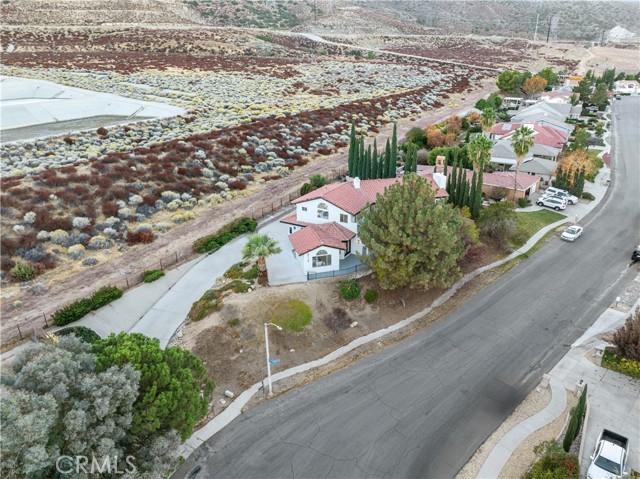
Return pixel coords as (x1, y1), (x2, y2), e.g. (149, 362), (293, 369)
(344, 240), (351, 256)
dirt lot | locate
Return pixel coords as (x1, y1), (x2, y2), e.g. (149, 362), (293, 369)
(577, 45), (640, 75)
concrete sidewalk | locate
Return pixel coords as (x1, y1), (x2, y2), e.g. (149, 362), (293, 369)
(476, 289), (640, 478)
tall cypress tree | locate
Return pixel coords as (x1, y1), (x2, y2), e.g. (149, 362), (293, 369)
(390, 123), (398, 178)
(348, 122), (357, 176)
(384, 139), (391, 178)
(366, 145), (373, 180)
(469, 170), (477, 210)
(358, 138), (365, 178)
(449, 160), (458, 204)
(472, 169), (484, 219)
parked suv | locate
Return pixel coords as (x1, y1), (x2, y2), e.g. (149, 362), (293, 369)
(545, 187), (579, 205)
(536, 196), (567, 211)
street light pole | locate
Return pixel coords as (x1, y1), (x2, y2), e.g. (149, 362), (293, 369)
(264, 322), (282, 396)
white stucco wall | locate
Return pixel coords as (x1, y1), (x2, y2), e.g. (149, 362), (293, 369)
(300, 246), (341, 274)
(296, 200), (358, 233)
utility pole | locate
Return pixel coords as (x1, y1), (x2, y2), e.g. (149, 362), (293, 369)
(546, 15), (554, 43)
(600, 28), (606, 45)
(533, 13), (540, 42)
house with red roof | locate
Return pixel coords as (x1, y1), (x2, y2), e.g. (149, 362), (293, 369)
(281, 172), (448, 275)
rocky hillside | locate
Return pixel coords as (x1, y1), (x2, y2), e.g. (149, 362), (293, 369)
(2, 0), (204, 26)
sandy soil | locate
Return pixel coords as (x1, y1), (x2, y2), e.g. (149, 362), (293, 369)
(1, 78), (496, 345)
(577, 45), (640, 75)
(456, 386), (577, 479)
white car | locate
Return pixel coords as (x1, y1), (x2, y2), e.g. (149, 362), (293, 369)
(540, 194), (568, 206)
(545, 187), (579, 205)
(536, 197), (567, 211)
(561, 225), (583, 241)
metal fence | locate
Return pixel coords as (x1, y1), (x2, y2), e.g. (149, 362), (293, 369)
(307, 263), (369, 280)
(4, 168), (349, 345)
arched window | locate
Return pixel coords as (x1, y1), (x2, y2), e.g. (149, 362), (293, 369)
(312, 249), (332, 267)
(317, 202), (329, 219)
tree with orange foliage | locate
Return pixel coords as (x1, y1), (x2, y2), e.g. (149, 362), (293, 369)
(467, 112), (481, 124)
(555, 149), (590, 196)
(445, 115), (462, 136)
(426, 126), (445, 148)
(522, 75), (548, 97)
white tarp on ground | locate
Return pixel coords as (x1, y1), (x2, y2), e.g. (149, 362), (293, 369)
(0, 76), (185, 131)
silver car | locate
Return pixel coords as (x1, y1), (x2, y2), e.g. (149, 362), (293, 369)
(561, 225), (583, 241)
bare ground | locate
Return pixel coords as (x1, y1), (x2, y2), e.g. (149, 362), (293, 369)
(1, 78), (496, 345)
(577, 45), (640, 75)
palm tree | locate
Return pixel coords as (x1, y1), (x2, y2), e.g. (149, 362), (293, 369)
(510, 126), (535, 199)
(242, 234), (282, 279)
(480, 107), (495, 135)
(467, 134), (494, 172)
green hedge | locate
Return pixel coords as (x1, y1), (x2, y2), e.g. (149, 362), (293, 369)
(52, 286), (123, 326)
(602, 347), (640, 379)
(582, 192), (595, 201)
(563, 385), (587, 452)
(143, 269), (165, 283)
(193, 217), (257, 254)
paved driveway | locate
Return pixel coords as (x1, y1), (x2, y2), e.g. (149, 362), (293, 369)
(261, 213), (307, 286)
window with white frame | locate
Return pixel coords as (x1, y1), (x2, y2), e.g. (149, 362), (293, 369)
(317, 202), (329, 219)
(312, 249), (332, 267)
(339, 213), (348, 223)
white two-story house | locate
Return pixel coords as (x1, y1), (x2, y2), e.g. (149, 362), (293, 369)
(281, 173), (448, 275)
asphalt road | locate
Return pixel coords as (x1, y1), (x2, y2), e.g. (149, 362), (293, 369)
(177, 97), (639, 479)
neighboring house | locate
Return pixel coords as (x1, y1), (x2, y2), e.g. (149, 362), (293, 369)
(282, 173), (448, 275)
(614, 80), (640, 94)
(482, 171), (541, 201)
(489, 122), (568, 168)
(511, 102), (568, 124)
(541, 91), (572, 104)
(509, 157), (558, 185)
(564, 76), (584, 88)
(418, 165), (541, 201)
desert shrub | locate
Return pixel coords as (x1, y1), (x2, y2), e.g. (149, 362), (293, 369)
(524, 440), (579, 479)
(518, 197), (528, 208)
(339, 279), (361, 301)
(227, 318), (241, 327)
(612, 309), (640, 360)
(96, 127), (108, 136)
(323, 307), (351, 332)
(270, 299), (312, 332)
(143, 269), (165, 283)
(309, 174), (328, 188)
(582, 192), (595, 201)
(364, 289), (379, 303)
(222, 279), (251, 294)
(193, 217), (257, 253)
(223, 263), (244, 279)
(52, 298), (94, 326)
(90, 286), (123, 309)
(300, 183), (313, 196)
(127, 230), (154, 245)
(102, 201), (119, 217)
(67, 244), (86, 260)
(56, 325), (100, 344)
(22, 211), (36, 224)
(188, 290), (221, 322)
(10, 262), (36, 281)
(87, 236), (111, 250)
(33, 214), (73, 232)
(72, 217), (91, 229)
(49, 229), (70, 246)
(602, 346), (640, 379)
(490, 187), (508, 201)
(243, 264), (259, 281)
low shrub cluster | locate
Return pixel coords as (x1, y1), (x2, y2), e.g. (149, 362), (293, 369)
(52, 286), (123, 325)
(9, 262), (36, 281)
(188, 279), (253, 322)
(524, 440), (579, 479)
(193, 217), (257, 254)
(143, 269), (165, 283)
(364, 289), (379, 304)
(56, 325), (101, 344)
(602, 347), (640, 379)
(582, 192), (595, 201)
(339, 279), (361, 301)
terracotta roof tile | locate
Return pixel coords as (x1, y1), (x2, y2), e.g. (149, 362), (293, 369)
(289, 222), (355, 255)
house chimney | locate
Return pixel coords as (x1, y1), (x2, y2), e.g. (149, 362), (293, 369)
(353, 177), (361, 189)
(433, 172), (447, 189)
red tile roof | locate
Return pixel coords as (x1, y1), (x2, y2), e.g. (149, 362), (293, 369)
(483, 171), (540, 190)
(292, 173), (448, 215)
(491, 122), (568, 149)
(280, 212), (310, 227)
(289, 222), (356, 255)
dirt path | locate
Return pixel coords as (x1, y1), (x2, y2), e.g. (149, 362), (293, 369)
(1, 79), (495, 345)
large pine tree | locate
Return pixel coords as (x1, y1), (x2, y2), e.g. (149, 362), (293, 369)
(358, 174), (466, 290)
